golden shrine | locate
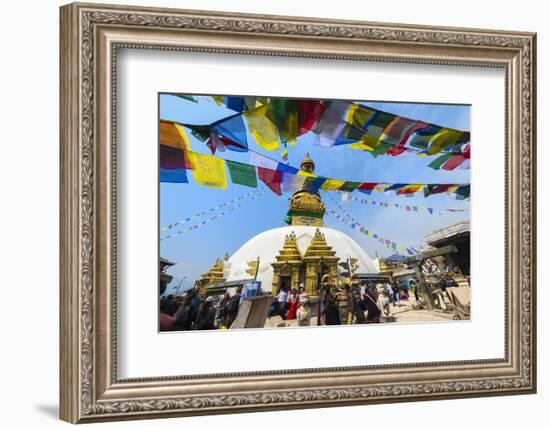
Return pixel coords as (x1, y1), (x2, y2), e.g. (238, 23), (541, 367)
(195, 255), (227, 295)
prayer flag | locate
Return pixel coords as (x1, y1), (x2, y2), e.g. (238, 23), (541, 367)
(396, 184), (423, 195)
(206, 132), (226, 155)
(339, 181), (361, 192)
(386, 121), (430, 156)
(244, 105), (280, 151)
(346, 104), (377, 130)
(277, 163), (300, 174)
(226, 160), (257, 188)
(424, 184), (455, 197)
(173, 94), (197, 103)
(159, 141), (189, 182)
(212, 113), (248, 152)
(258, 167), (283, 195)
(188, 152), (228, 189)
(441, 154), (468, 170)
(380, 116), (418, 146)
(223, 96), (246, 113)
(407, 124), (442, 150)
(182, 123), (211, 142)
(282, 172), (306, 193)
(455, 185), (471, 200)
(364, 110), (396, 140)
(335, 123), (368, 146)
(250, 152), (278, 170)
(427, 129), (466, 155)
(428, 153), (454, 170)
(302, 176), (326, 193)
(298, 100), (326, 135)
(265, 99), (299, 145)
(357, 182), (377, 194)
(160, 120), (192, 151)
(160, 168), (188, 183)
(314, 101), (350, 147)
(321, 179), (345, 191)
(385, 183), (407, 192)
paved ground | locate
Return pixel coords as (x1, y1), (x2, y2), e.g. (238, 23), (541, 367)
(264, 297), (457, 328)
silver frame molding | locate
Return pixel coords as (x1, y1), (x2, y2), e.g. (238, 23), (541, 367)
(60, 2), (536, 423)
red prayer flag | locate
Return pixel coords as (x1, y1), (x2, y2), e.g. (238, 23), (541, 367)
(442, 154), (468, 171)
(358, 182), (378, 191)
(257, 166), (283, 195)
(386, 121), (429, 156)
(298, 100), (326, 136)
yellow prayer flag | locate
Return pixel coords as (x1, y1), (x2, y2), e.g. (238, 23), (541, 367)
(298, 170), (315, 178)
(188, 152), (228, 189)
(321, 179), (345, 191)
(160, 120), (191, 151)
(399, 184), (423, 194)
(349, 133), (379, 151)
(427, 128), (464, 155)
(285, 112), (298, 146)
(244, 105), (280, 151)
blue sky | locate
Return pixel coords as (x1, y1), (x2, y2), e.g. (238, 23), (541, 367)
(159, 94), (470, 295)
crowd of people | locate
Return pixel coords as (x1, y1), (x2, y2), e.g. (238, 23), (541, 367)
(159, 287), (243, 331)
(159, 279), (428, 331)
(269, 281), (415, 326)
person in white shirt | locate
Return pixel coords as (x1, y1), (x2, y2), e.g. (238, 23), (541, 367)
(276, 288), (289, 320)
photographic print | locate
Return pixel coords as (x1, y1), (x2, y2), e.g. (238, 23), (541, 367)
(159, 94), (471, 332)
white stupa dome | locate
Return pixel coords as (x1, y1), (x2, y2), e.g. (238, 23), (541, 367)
(225, 226), (379, 292)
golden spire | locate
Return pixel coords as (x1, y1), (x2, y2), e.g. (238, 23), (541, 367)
(300, 152), (315, 173)
(304, 228), (337, 259)
(286, 154), (326, 226)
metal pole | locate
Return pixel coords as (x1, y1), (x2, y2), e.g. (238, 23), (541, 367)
(175, 276), (186, 296)
(254, 256), (260, 281)
(317, 257), (324, 326)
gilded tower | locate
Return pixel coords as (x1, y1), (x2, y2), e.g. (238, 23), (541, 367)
(285, 153), (326, 227)
(271, 231), (303, 295)
(195, 255), (228, 295)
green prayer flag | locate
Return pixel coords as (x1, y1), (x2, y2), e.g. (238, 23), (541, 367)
(174, 94), (198, 103)
(370, 111), (395, 130)
(226, 160), (258, 188)
(339, 181), (361, 192)
(369, 141), (394, 157)
(183, 124), (211, 142)
(428, 153), (453, 170)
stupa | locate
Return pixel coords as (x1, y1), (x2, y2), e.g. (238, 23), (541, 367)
(199, 154), (380, 295)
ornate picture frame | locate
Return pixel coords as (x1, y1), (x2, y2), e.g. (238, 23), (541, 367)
(60, 2), (536, 423)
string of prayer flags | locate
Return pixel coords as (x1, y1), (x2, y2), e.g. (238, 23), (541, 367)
(188, 152), (228, 189)
(327, 193), (419, 254)
(161, 189), (265, 240)
(162, 95), (470, 171)
(161, 189), (262, 232)
(325, 207), (417, 255)
(170, 147), (470, 199)
(342, 192), (466, 215)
